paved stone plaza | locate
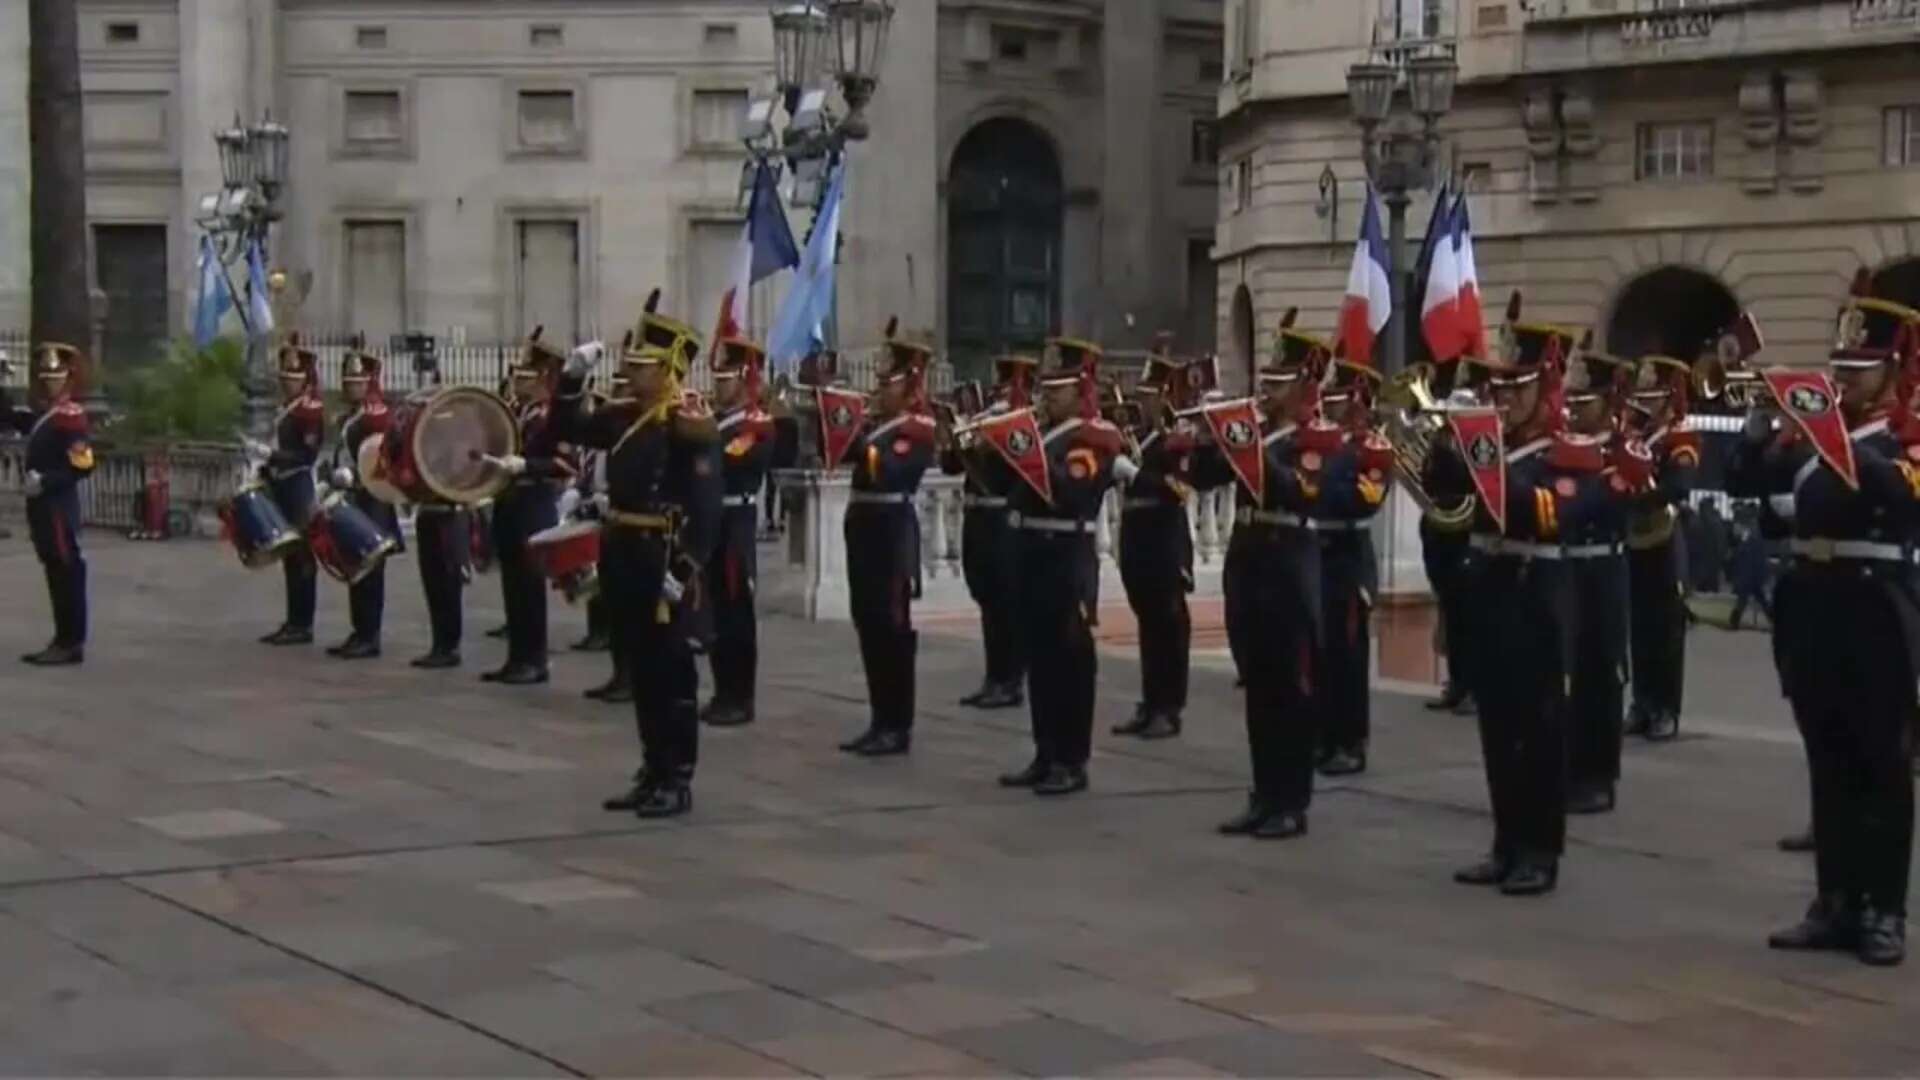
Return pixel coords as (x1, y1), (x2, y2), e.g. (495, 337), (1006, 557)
(0, 535), (1913, 1076)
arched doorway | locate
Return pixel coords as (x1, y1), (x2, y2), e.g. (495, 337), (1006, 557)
(1872, 258), (1920, 309)
(1604, 266), (1741, 362)
(947, 118), (1063, 380)
(1230, 284), (1255, 390)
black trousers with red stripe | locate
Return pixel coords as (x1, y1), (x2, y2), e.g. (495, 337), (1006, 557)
(705, 508), (760, 710)
(28, 490), (87, 647)
(846, 506), (918, 733)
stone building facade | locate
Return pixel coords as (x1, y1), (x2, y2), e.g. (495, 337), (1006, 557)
(1214, 0), (1920, 390)
(0, 0), (1222, 383)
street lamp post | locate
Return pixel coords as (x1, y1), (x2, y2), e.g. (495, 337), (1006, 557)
(196, 111), (291, 440)
(1345, 46), (1456, 378)
(743, 0), (895, 345)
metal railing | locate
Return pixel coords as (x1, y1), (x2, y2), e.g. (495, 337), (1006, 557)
(0, 442), (247, 531)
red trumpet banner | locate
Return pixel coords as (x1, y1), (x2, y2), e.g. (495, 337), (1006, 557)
(1200, 398), (1265, 504)
(816, 387), (867, 470)
(1763, 369), (1858, 491)
(1446, 408), (1506, 534)
(976, 409), (1052, 504)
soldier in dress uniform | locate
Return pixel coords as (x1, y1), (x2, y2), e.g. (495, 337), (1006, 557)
(410, 479), (471, 670)
(1622, 355), (1701, 741)
(948, 355), (1036, 711)
(1729, 273), (1920, 966)
(1194, 311), (1383, 838)
(1561, 346), (1635, 814)
(580, 371), (638, 704)
(701, 336), (777, 728)
(837, 325), (938, 757)
(995, 337), (1129, 796)
(327, 350), (399, 660)
(1430, 295), (1653, 896)
(260, 343), (326, 646)
(485, 330), (574, 685)
(482, 377), (522, 643)
(5, 343), (94, 665)
(1314, 353), (1396, 776)
(1112, 338), (1196, 741)
(552, 309), (723, 819)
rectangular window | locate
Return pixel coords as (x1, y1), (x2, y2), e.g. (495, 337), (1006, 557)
(344, 90), (403, 146)
(692, 89), (748, 147)
(1190, 118), (1219, 167)
(704, 23), (739, 46)
(106, 22), (140, 44)
(997, 30), (1028, 61)
(517, 90), (578, 150)
(530, 24), (564, 47)
(1884, 106), (1920, 167)
(1232, 0), (1258, 73)
(356, 25), (387, 49)
(1636, 121), (1713, 181)
(1229, 158), (1253, 212)
(344, 221), (407, 346)
(1459, 160), (1493, 192)
(1199, 56), (1224, 84)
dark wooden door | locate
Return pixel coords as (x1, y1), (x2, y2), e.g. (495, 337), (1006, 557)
(94, 223), (169, 369)
(947, 118), (1062, 381)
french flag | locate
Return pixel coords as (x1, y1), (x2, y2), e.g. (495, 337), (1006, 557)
(1338, 186), (1393, 368)
(712, 163), (800, 355)
(1420, 196), (1463, 361)
(1453, 194), (1486, 359)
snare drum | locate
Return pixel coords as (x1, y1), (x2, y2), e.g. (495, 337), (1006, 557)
(219, 484), (301, 569)
(383, 386), (519, 505)
(306, 492), (399, 586)
(527, 519), (601, 603)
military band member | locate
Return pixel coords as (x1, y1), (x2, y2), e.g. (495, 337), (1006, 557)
(483, 376), (521, 643)
(837, 328), (938, 757)
(6, 343), (94, 665)
(260, 344), (325, 646)
(994, 338), (1128, 796)
(701, 336), (777, 728)
(1431, 298), (1651, 896)
(555, 309), (722, 819)
(328, 350), (399, 660)
(948, 355), (1035, 711)
(1196, 312), (1370, 839)
(411, 498), (470, 669)
(1561, 348), (1635, 814)
(1315, 355), (1395, 776)
(1113, 342), (1195, 741)
(1622, 355), (1700, 741)
(1730, 276), (1920, 966)
(486, 331), (574, 685)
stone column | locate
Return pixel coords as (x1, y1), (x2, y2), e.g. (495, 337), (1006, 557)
(0, 0), (28, 330)
(177, 0), (256, 272)
(838, 0), (938, 348)
(1099, 0), (1162, 349)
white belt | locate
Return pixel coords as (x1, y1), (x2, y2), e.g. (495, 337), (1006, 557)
(963, 495), (1009, 509)
(1470, 535), (1622, 560)
(720, 494), (757, 508)
(1768, 494), (1797, 520)
(849, 491), (911, 506)
(1790, 538), (1918, 564)
(1312, 519), (1373, 533)
(1008, 511), (1097, 535)
(1122, 497), (1176, 512)
(1235, 507), (1315, 531)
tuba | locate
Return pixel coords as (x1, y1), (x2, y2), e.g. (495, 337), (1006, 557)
(1374, 362), (1475, 529)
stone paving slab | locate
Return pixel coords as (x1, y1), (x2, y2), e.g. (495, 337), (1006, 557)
(0, 536), (1909, 1076)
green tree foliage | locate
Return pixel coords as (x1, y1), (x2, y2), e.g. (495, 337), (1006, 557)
(110, 337), (247, 443)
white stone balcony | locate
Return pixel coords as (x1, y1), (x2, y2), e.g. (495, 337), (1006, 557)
(1519, 0), (1920, 73)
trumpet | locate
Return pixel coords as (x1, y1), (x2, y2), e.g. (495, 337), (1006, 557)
(1692, 348), (1775, 411)
(944, 404), (1036, 451)
(1372, 363), (1475, 528)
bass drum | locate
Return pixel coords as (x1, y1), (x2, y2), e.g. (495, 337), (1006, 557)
(382, 386), (519, 505)
(357, 433), (408, 506)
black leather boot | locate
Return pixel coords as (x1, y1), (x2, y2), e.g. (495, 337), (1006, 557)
(1217, 794), (1270, 835)
(1856, 907), (1906, 967)
(1768, 893), (1857, 951)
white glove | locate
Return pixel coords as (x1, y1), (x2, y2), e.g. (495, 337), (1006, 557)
(557, 488), (583, 519)
(331, 467), (356, 490)
(588, 493), (610, 519)
(23, 470), (42, 498)
(495, 454), (528, 476)
(566, 342), (605, 380)
(243, 437), (273, 460)
(661, 572), (687, 604)
(1113, 455), (1141, 485)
